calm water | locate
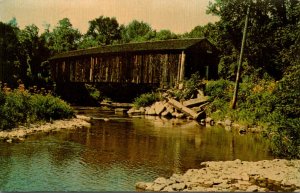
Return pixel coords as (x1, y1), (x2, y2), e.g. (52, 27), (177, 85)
(0, 107), (273, 191)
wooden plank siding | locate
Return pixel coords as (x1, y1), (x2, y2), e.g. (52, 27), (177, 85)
(49, 38), (219, 88)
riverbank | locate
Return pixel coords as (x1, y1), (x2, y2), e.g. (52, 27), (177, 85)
(0, 115), (91, 143)
(136, 159), (300, 192)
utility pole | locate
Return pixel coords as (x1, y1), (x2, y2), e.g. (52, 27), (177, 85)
(231, 5), (250, 109)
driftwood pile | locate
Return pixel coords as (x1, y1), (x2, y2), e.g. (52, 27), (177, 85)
(127, 91), (210, 121)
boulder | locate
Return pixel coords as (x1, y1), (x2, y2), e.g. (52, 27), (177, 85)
(239, 127), (247, 134)
(205, 117), (215, 126)
(154, 177), (167, 184)
(154, 102), (166, 115)
(161, 110), (171, 117)
(162, 186), (174, 192)
(147, 107), (157, 116)
(153, 183), (166, 191)
(135, 182), (147, 190)
(171, 183), (187, 191)
(224, 119), (232, 126)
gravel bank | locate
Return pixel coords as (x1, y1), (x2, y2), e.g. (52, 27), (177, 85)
(0, 115), (91, 142)
(136, 159), (300, 192)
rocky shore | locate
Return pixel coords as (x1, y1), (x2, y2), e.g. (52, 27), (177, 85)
(0, 115), (91, 143)
(136, 159), (300, 192)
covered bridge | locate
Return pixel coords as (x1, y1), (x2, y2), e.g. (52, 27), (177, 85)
(49, 38), (219, 103)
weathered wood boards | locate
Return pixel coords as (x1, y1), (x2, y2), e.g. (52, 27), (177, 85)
(167, 98), (204, 120)
(49, 38), (219, 88)
(182, 96), (209, 107)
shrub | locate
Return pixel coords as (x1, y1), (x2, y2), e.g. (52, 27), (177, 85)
(30, 94), (74, 121)
(133, 92), (161, 108)
(205, 79), (234, 101)
(0, 90), (32, 129)
(85, 84), (102, 101)
(0, 90), (74, 130)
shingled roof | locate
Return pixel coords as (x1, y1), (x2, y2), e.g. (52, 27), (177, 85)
(49, 38), (208, 60)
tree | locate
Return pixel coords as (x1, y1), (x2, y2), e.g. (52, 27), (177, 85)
(0, 21), (21, 85)
(85, 16), (121, 46)
(154, 29), (177, 40)
(18, 24), (51, 84)
(207, 0), (300, 80)
(48, 18), (81, 54)
(121, 20), (155, 43)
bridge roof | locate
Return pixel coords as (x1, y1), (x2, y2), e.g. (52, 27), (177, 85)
(49, 38), (209, 60)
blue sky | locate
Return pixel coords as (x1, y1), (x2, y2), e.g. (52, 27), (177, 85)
(0, 0), (219, 34)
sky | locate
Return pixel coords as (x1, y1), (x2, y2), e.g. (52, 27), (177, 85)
(0, 0), (219, 34)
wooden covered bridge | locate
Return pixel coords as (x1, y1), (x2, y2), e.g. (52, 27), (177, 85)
(49, 38), (219, 103)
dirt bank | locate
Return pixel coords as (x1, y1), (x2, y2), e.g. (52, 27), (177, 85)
(0, 115), (91, 143)
(136, 159), (300, 192)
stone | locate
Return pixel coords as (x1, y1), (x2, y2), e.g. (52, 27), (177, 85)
(147, 107), (156, 116)
(172, 183), (187, 191)
(239, 127), (247, 134)
(139, 107), (146, 114)
(241, 172), (250, 181)
(144, 182), (154, 191)
(153, 183), (166, 191)
(135, 182), (147, 190)
(161, 186), (174, 192)
(170, 174), (184, 183)
(224, 119), (232, 126)
(203, 180), (214, 187)
(161, 110), (171, 117)
(213, 179), (224, 185)
(154, 177), (167, 184)
(246, 185), (259, 192)
(154, 102), (166, 115)
(205, 117), (215, 126)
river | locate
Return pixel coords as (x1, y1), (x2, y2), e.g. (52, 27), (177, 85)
(0, 107), (273, 191)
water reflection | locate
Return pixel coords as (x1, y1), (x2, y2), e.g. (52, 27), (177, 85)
(0, 108), (273, 191)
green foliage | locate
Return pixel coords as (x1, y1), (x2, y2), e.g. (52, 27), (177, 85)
(48, 18), (81, 54)
(268, 119), (300, 159)
(154, 29), (178, 41)
(266, 64), (300, 158)
(207, 0), (300, 80)
(30, 94), (74, 121)
(205, 79), (233, 101)
(133, 92), (161, 108)
(0, 90), (74, 130)
(0, 21), (21, 84)
(206, 70), (300, 158)
(84, 84), (102, 101)
(0, 90), (32, 129)
(85, 16), (121, 46)
(121, 20), (155, 43)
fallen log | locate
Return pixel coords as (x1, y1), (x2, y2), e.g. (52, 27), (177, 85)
(182, 96), (209, 108)
(167, 98), (204, 120)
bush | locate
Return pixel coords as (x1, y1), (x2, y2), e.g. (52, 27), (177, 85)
(30, 94), (74, 121)
(133, 92), (161, 108)
(267, 64), (300, 158)
(0, 90), (74, 130)
(0, 90), (32, 129)
(205, 79), (234, 101)
(85, 84), (102, 101)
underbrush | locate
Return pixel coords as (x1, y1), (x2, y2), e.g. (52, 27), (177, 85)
(133, 92), (162, 108)
(205, 70), (300, 159)
(0, 89), (74, 131)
